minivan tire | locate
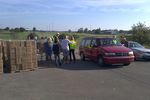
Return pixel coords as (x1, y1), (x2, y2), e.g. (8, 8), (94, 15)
(97, 56), (105, 66)
(80, 53), (85, 61)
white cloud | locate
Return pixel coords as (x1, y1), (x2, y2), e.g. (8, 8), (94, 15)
(0, 0), (150, 16)
(0, 0), (43, 4)
(0, 0), (149, 7)
(71, 0), (150, 13)
(78, 0), (149, 6)
(100, 8), (141, 12)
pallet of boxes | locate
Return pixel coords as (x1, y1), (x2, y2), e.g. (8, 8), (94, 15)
(0, 41), (3, 74)
(1, 40), (38, 73)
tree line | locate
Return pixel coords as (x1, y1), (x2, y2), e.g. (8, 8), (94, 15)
(1, 22), (150, 45)
(77, 27), (101, 34)
(76, 27), (130, 34)
(0, 27), (36, 32)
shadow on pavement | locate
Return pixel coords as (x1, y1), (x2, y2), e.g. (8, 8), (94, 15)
(38, 59), (124, 70)
(134, 59), (150, 62)
(55, 60), (123, 70)
(38, 61), (56, 69)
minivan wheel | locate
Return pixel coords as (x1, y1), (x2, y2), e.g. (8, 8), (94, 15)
(80, 53), (85, 61)
(97, 56), (105, 66)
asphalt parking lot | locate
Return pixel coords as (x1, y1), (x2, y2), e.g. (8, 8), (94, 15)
(0, 60), (150, 100)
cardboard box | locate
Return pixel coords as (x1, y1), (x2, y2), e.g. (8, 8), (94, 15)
(1, 40), (37, 73)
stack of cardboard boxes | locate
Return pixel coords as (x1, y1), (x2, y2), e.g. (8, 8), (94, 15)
(1, 40), (37, 73)
(0, 41), (3, 74)
(22, 40), (38, 71)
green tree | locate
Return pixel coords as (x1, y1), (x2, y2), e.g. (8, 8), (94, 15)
(4, 27), (9, 31)
(84, 28), (88, 33)
(92, 28), (101, 34)
(20, 27), (26, 32)
(131, 22), (150, 44)
(95, 28), (101, 34)
(14, 28), (20, 32)
(33, 27), (36, 32)
(77, 28), (84, 33)
(68, 29), (71, 33)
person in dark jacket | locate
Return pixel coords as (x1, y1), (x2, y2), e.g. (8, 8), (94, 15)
(120, 36), (128, 47)
(52, 37), (61, 66)
(27, 32), (38, 40)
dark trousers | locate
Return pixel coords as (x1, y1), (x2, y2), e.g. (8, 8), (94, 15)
(54, 54), (61, 66)
(45, 53), (52, 61)
(69, 49), (76, 62)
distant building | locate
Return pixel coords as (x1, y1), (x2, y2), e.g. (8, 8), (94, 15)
(101, 30), (119, 34)
(119, 30), (131, 34)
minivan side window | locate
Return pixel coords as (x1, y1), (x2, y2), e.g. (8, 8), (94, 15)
(99, 38), (113, 45)
(84, 39), (91, 47)
(80, 39), (85, 47)
(91, 39), (97, 47)
(98, 39), (103, 46)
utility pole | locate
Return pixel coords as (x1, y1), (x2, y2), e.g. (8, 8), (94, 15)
(90, 25), (91, 31)
(52, 23), (54, 32)
(49, 24), (51, 32)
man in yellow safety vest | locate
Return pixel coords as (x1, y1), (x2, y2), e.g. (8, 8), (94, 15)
(69, 36), (77, 62)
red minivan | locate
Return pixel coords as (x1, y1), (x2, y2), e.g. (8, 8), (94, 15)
(79, 37), (134, 66)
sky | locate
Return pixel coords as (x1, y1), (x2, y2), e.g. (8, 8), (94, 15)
(0, 0), (150, 31)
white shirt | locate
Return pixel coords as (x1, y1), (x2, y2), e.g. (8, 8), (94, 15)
(61, 39), (71, 50)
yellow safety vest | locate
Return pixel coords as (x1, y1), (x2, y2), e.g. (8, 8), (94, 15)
(70, 40), (77, 49)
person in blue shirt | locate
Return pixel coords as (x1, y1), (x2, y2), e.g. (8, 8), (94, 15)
(44, 37), (53, 61)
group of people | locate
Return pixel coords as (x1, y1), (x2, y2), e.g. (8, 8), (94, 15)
(37, 33), (77, 66)
(120, 36), (128, 47)
(112, 35), (128, 47)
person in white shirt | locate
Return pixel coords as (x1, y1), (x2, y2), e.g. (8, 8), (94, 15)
(61, 35), (72, 64)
